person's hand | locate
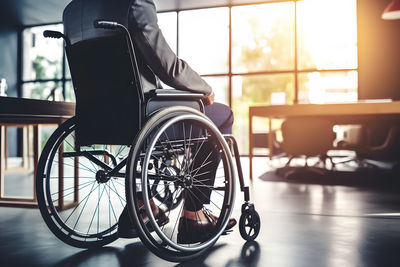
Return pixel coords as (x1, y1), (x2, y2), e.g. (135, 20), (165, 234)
(202, 91), (215, 106)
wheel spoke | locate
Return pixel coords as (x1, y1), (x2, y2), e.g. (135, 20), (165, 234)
(190, 160), (213, 175)
(104, 183), (118, 224)
(191, 186), (222, 211)
(111, 178), (125, 188)
(49, 176), (95, 179)
(52, 181), (95, 203)
(192, 171), (212, 179)
(87, 184), (107, 235)
(108, 181), (126, 208)
(189, 133), (207, 174)
(191, 150), (213, 178)
(53, 160), (96, 174)
(191, 179), (225, 198)
(185, 124), (193, 174)
(63, 180), (97, 224)
(40, 120), (132, 245)
(73, 182), (99, 231)
(60, 142), (99, 174)
(51, 180), (93, 196)
(162, 130), (183, 169)
(248, 227), (254, 236)
(170, 195), (185, 241)
(162, 187), (182, 233)
(186, 191), (207, 238)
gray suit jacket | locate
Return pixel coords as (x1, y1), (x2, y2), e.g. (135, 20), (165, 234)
(63, 0), (212, 95)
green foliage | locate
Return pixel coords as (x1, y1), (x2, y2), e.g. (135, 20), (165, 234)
(30, 55), (62, 100)
(232, 9), (313, 153)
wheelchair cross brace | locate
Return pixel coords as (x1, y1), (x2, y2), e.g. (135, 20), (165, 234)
(62, 135), (250, 202)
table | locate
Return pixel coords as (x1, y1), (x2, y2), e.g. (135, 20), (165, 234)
(249, 101), (400, 179)
(0, 97), (75, 208)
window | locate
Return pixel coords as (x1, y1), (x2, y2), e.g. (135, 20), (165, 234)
(22, 24), (69, 101)
(232, 2), (295, 73)
(21, 0), (358, 153)
(157, 12), (178, 53)
(297, 0), (358, 104)
(179, 8), (229, 75)
(161, 1), (358, 153)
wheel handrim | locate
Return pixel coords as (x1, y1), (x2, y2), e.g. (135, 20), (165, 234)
(141, 114), (235, 252)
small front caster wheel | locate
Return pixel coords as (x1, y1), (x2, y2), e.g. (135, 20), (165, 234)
(239, 209), (261, 241)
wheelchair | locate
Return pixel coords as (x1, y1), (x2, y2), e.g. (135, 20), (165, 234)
(36, 20), (260, 262)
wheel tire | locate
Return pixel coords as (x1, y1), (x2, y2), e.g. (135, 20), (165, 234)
(36, 117), (128, 248)
(239, 210), (261, 241)
(126, 106), (236, 262)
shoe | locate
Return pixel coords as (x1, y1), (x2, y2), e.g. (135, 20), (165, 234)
(118, 205), (169, 238)
(118, 207), (138, 238)
(207, 213), (237, 231)
(139, 206), (169, 232)
(177, 213), (237, 244)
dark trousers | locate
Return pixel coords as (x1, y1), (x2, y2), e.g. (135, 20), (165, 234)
(183, 102), (234, 211)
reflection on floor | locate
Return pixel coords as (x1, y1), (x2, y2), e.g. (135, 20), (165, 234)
(1, 157), (400, 267)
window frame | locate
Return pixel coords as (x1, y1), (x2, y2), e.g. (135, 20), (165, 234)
(19, 22), (70, 101)
(18, 0), (359, 153)
(19, 0), (359, 104)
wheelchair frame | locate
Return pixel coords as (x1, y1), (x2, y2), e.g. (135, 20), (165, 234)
(36, 20), (260, 262)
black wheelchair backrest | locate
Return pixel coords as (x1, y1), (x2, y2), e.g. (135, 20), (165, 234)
(66, 35), (142, 146)
(63, 0), (130, 45)
(62, 0), (204, 146)
(63, 0), (144, 146)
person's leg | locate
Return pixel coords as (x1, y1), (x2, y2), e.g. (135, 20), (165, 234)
(183, 102), (234, 212)
(178, 103), (236, 243)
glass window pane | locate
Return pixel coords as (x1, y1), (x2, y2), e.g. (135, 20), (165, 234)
(202, 76), (229, 105)
(65, 81), (76, 103)
(157, 12), (178, 53)
(232, 3), (295, 73)
(23, 24), (64, 81)
(298, 71), (358, 104)
(179, 8), (229, 75)
(65, 54), (71, 79)
(297, 0), (358, 70)
(22, 81), (63, 101)
(232, 74), (295, 153)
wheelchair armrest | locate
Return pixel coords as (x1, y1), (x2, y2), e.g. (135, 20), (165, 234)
(145, 89), (205, 101)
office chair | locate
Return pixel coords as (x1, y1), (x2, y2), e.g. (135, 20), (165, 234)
(277, 117), (336, 178)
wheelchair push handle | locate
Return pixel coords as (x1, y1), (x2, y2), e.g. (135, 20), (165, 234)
(43, 30), (71, 45)
(43, 30), (64, 39)
(94, 20), (120, 30)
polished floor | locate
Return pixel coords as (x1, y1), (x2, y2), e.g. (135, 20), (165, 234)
(1, 157), (400, 267)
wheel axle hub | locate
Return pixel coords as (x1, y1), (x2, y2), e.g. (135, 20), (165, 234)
(96, 170), (110, 184)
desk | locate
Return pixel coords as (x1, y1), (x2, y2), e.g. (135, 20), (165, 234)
(249, 101), (400, 179)
(0, 97), (75, 208)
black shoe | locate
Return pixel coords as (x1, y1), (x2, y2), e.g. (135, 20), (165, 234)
(177, 213), (237, 244)
(118, 207), (138, 238)
(118, 206), (170, 238)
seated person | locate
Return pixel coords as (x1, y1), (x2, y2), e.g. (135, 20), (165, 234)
(64, 0), (236, 243)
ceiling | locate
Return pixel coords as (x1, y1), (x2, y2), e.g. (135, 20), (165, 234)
(0, 0), (277, 28)
(0, 0), (71, 27)
(155, 0), (279, 12)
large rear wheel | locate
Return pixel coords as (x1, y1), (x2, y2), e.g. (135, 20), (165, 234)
(126, 107), (236, 262)
(36, 117), (129, 248)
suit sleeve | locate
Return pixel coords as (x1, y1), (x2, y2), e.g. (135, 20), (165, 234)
(128, 0), (212, 95)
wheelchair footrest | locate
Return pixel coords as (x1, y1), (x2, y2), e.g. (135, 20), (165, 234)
(221, 229), (233, 235)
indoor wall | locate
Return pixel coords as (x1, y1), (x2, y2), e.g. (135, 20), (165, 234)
(358, 0), (400, 100)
